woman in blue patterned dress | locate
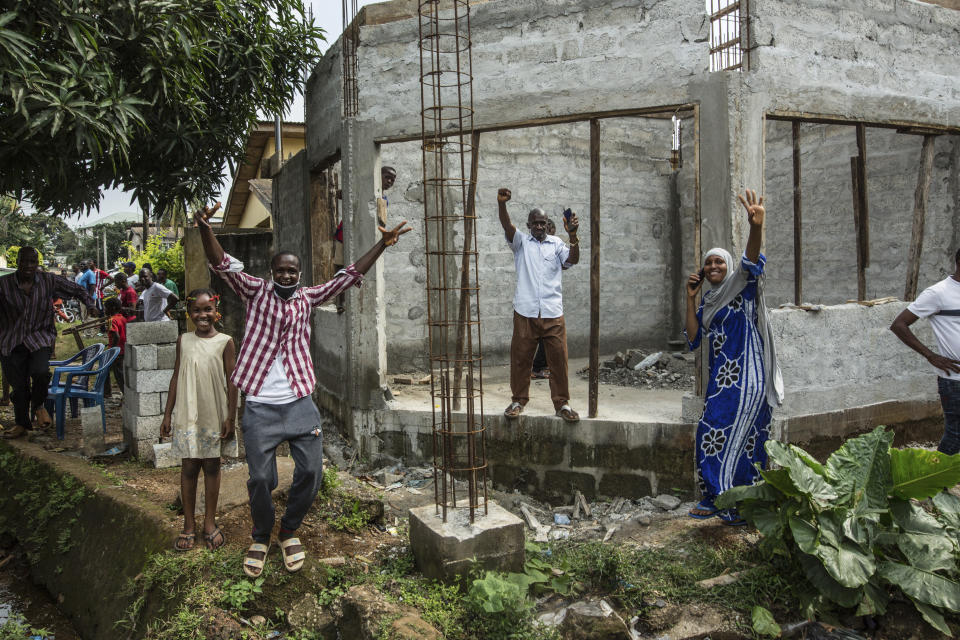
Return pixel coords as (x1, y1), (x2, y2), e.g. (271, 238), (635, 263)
(684, 190), (783, 525)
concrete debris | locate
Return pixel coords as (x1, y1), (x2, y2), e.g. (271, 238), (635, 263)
(575, 490), (592, 518)
(583, 347), (694, 390)
(696, 569), (746, 588)
(520, 503), (541, 530)
(603, 525), (618, 542)
(634, 351), (663, 370)
(650, 494), (682, 511)
(568, 599), (614, 618)
(375, 470), (404, 486)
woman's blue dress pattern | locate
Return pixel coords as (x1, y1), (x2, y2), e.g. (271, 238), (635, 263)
(688, 253), (771, 507)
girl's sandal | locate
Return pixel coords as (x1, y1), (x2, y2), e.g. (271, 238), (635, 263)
(205, 527), (225, 551)
(174, 532), (196, 552)
(243, 542), (270, 578)
(279, 537), (306, 573)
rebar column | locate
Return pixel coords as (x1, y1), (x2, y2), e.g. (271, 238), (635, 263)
(342, 0), (359, 118)
(418, 0), (487, 524)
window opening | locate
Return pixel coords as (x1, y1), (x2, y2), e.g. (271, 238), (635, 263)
(709, 0), (749, 71)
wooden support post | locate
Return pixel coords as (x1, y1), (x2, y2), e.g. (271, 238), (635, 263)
(792, 121), (802, 305)
(452, 130), (481, 411)
(905, 135), (938, 301)
(855, 124), (870, 299)
(850, 156), (865, 300)
(588, 119), (600, 419)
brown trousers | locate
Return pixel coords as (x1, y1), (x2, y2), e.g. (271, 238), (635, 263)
(510, 312), (569, 410)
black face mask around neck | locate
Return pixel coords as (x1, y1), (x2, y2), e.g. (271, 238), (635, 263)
(273, 278), (300, 300)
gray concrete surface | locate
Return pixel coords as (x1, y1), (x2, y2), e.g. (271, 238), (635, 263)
(409, 501), (525, 582)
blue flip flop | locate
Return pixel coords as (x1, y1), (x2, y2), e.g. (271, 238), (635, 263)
(688, 500), (719, 520)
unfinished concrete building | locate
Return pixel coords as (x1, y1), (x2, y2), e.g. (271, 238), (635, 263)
(265, 0), (960, 502)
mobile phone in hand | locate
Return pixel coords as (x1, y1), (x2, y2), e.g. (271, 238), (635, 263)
(563, 208), (572, 223)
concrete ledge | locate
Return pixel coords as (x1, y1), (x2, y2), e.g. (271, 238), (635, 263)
(369, 408), (695, 502)
(0, 440), (171, 639)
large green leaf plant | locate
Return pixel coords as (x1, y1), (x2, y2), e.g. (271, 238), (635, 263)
(717, 426), (960, 635)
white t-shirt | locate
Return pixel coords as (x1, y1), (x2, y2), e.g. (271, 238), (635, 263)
(139, 282), (174, 322)
(907, 276), (960, 381)
(246, 354), (297, 405)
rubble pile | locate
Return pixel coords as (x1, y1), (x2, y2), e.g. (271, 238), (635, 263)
(578, 349), (695, 391)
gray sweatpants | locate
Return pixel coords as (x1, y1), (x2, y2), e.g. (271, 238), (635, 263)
(243, 398), (324, 543)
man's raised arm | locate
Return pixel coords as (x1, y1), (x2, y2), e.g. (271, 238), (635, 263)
(194, 203), (225, 265)
(498, 188), (516, 243)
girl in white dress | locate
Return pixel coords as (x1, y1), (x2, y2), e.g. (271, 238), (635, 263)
(160, 289), (238, 551)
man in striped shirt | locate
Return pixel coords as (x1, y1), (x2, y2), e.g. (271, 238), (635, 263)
(0, 246), (98, 439)
(195, 203), (410, 577)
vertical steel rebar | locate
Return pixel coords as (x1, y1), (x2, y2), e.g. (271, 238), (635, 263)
(418, 0), (486, 524)
(342, 0), (359, 118)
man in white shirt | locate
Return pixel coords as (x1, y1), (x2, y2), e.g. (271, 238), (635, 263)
(138, 269), (179, 322)
(498, 187), (581, 422)
(891, 249), (960, 453)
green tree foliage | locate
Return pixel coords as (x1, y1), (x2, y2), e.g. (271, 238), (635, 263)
(0, 0), (323, 216)
(0, 196), (75, 259)
(67, 221), (132, 269)
(717, 427), (960, 635)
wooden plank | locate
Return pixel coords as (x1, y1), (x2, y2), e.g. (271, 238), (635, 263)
(856, 123), (870, 268)
(374, 104), (698, 145)
(792, 121), (802, 305)
(588, 119), (600, 419)
(766, 112), (960, 136)
(850, 156), (866, 301)
(905, 135), (938, 301)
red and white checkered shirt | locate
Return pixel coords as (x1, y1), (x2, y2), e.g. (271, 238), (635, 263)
(210, 253), (362, 398)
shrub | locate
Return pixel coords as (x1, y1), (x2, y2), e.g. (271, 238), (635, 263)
(717, 426), (960, 635)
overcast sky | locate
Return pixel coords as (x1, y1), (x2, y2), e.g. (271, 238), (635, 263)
(65, 0), (379, 228)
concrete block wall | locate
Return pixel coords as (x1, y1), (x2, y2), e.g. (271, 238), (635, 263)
(763, 122), (959, 306)
(750, 0), (960, 125)
(380, 116), (698, 371)
(770, 301), (939, 419)
(122, 322), (177, 461)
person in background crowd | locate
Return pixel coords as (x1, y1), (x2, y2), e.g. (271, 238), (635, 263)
(139, 269), (178, 322)
(122, 261), (139, 289)
(104, 297), (128, 398)
(113, 273), (138, 320)
(157, 268), (180, 297)
(0, 247), (98, 439)
(86, 259), (113, 314)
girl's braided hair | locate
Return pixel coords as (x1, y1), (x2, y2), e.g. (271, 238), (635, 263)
(185, 288), (223, 323)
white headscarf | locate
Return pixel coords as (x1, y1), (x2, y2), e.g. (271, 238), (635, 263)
(699, 247), (783, 407)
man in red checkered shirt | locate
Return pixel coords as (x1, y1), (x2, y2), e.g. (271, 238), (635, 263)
(195, 203), (410, 577)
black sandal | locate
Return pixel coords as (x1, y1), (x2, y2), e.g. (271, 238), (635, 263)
(205, 527), (225, 551)
(174, 532), (196, 552)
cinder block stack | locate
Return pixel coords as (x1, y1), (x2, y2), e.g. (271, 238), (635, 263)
(122, 321), (178, 461)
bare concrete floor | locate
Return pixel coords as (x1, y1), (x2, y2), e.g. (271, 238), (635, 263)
(389, 356), (686, 423)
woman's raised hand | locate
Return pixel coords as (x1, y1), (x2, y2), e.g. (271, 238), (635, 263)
(738, 189), (765, 228)
(193, 202), (222, 229)
(379, 220), (412, 247)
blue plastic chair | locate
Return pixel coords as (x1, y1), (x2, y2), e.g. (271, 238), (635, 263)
(47, 343), (105, 419)
(48, 347), (120, 440)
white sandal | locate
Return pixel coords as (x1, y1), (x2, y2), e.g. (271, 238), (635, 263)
(279, 537), (306, 573)
(243, 542), (270, 578)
